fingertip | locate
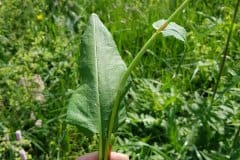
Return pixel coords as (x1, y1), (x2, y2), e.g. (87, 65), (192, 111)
(77, 152), (98, 160)
(77, 151), (129, 160)
(110, 152), (129, 160)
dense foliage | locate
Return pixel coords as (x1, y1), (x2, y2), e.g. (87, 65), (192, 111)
(0, 0), (240, 159)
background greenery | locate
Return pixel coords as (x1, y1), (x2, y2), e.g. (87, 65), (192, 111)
(0, 0), (240, 159)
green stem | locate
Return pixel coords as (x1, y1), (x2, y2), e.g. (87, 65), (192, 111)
(211, 0), (240, 102)
(229, 0), (240, 159)
(103, 0), (190, 159)
(230, 125), (240, 158)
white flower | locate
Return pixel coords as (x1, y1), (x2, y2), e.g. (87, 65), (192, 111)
(19, 149), (27, 160)
(33, 92), (45, 103)
(35, 119), (42, 127)
(32, 74), (45, 103)
(33, 74), (45, 92)
(16, 130), (22, 141)
(30, 112), (36, 121)
(19, 77), (30, 87)
(19, 75), (46, 103)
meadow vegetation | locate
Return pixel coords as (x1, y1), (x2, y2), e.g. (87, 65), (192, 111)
(0, 0), (240, 159)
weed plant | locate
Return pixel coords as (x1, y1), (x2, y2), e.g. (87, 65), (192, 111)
(0, 0), (240, 159)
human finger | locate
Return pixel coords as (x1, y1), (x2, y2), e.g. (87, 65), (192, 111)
(77, 152), (129, 160)
(77, 152), (98, 160)
(110, 152), (129, 160)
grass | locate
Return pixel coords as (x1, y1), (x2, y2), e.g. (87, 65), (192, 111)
(0, 0), (240, 159)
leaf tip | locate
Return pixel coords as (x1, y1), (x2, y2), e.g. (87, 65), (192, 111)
(90, 13), (99, 19)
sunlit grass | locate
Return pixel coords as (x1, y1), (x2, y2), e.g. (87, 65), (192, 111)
(0, 0), (240, 159)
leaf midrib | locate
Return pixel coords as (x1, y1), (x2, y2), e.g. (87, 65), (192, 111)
(93, 15), (101, 126)
(93, 15), (103, 159)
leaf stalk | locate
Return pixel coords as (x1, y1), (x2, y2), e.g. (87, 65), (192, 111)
(103, 0), (190, 159)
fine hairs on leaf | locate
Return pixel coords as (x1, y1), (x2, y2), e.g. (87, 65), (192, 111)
(67, 0), (190, 160)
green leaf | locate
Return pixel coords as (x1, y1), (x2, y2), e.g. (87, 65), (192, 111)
(66, 13), (127, 159)
(152, 19), (187, 42)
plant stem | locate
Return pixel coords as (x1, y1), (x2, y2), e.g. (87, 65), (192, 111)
(103, 0), (190, 159)
(211, 0), (240, 102)
(229, 1), (240, 157)
(230, 125), (240, 158)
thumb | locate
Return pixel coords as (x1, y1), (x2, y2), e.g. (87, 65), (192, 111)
(110, 152), (129, 160)
(77, 152), (129, 160)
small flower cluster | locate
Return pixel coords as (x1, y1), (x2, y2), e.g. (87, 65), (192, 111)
(0, 130), (30, 159)
(19, 74), (46, 103)
(30, 112), (42, 128)
(1, 126), (36, 159)
(15, 130), (27, 160)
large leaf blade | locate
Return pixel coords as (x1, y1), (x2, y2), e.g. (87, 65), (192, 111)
(67, 84), (99, 135)
(67, 13), (127, 159)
